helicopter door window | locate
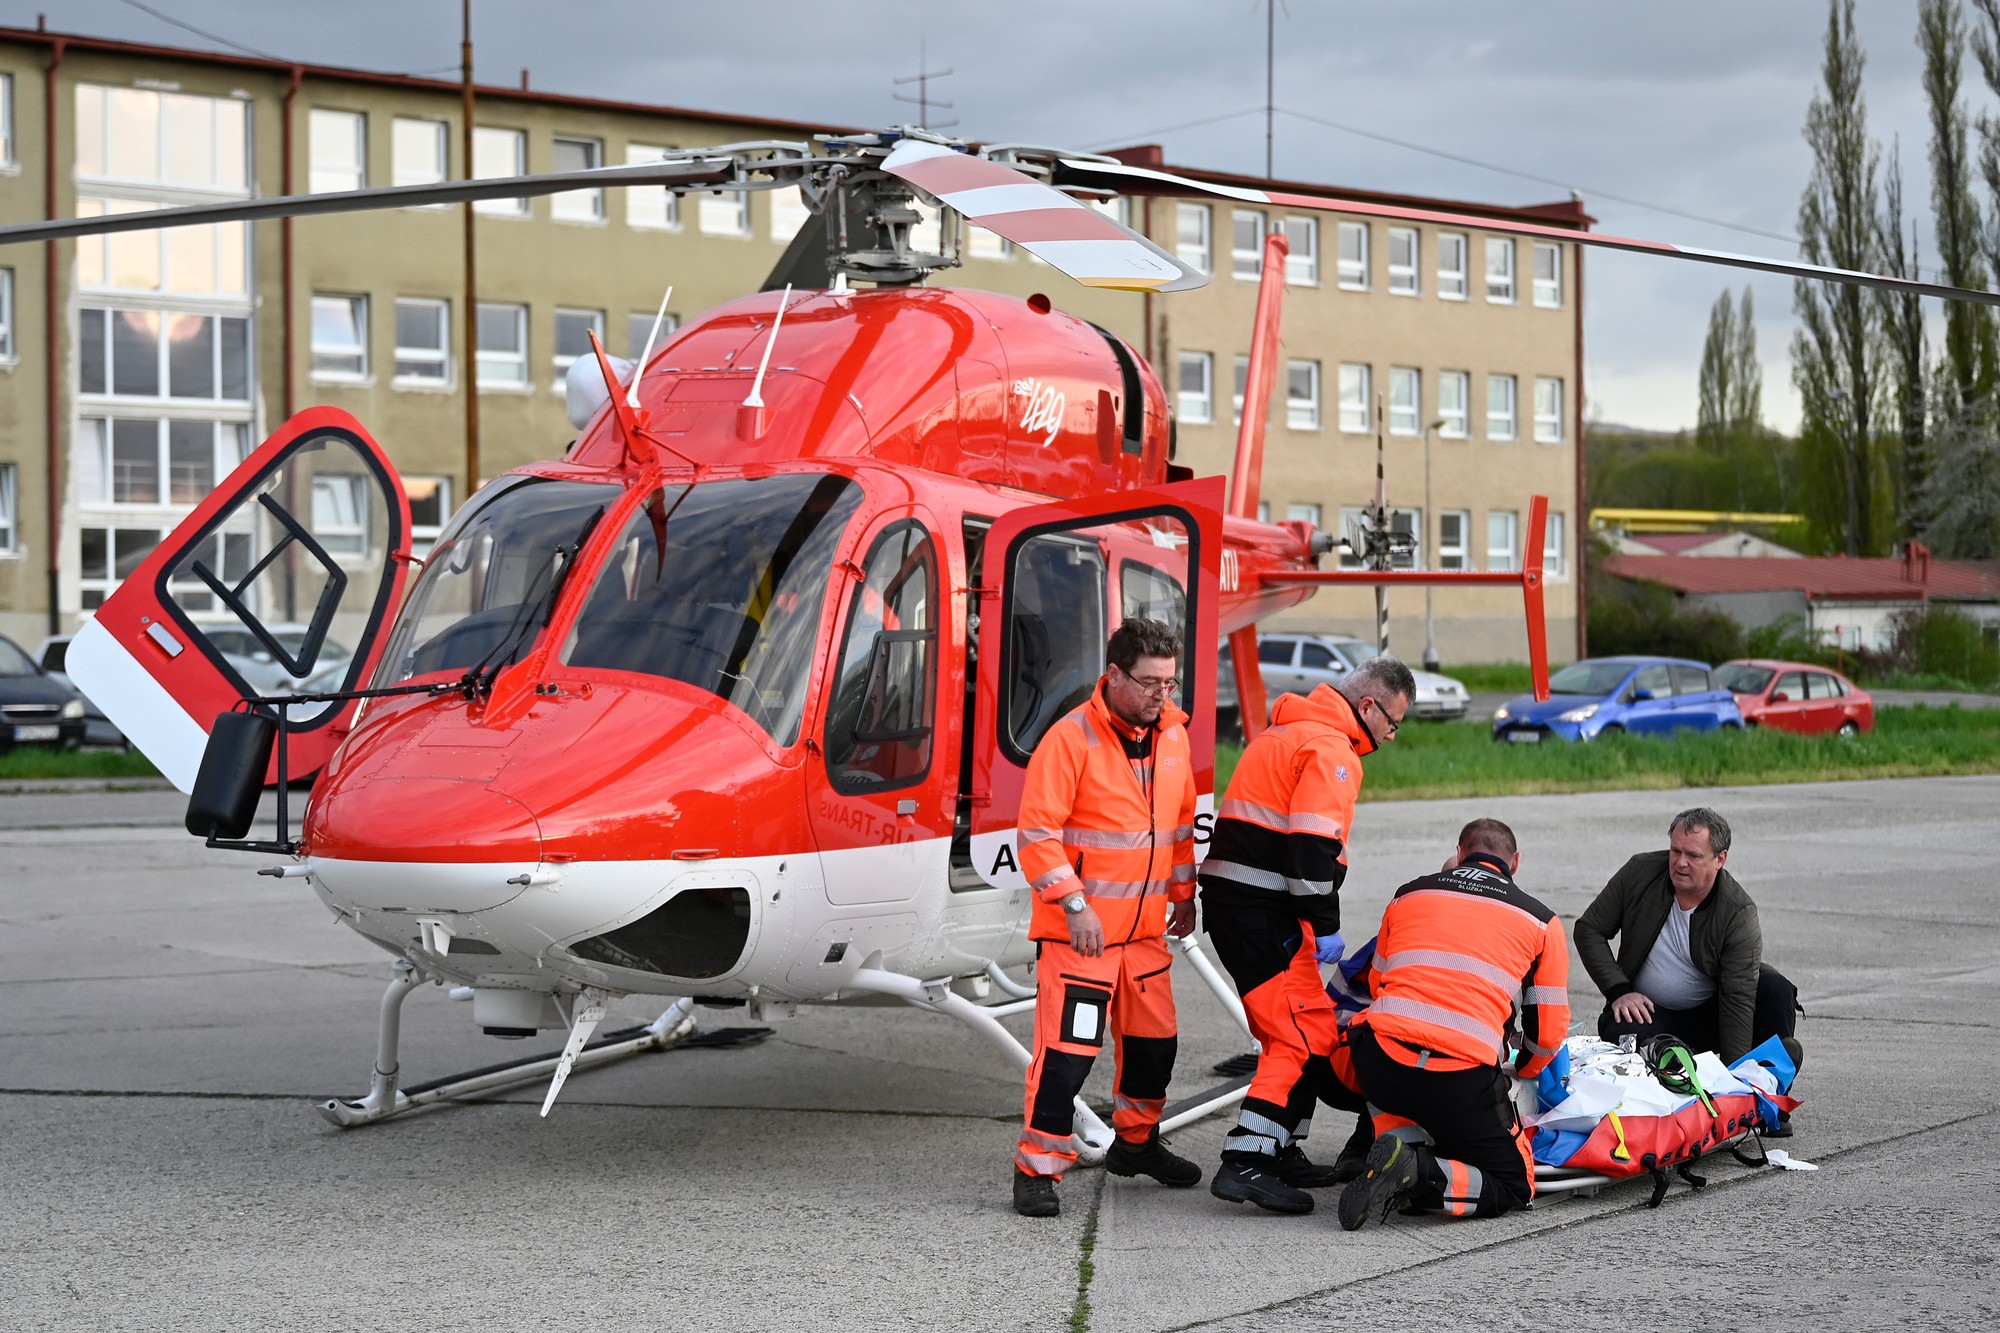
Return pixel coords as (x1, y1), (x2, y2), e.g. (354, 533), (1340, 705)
(825, 522), (937, 792)
(1002, 532), (1108, 762)
(1120, 559), (1189, 711)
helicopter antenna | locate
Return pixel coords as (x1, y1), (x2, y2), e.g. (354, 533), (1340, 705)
(743, 284), (792, 409)
(627, 284), (673, 409)
(893, 41), (957, 131)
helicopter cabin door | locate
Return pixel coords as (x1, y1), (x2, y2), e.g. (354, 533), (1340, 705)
(67, 407), (412, 792)
(966, 477), (1223, 893)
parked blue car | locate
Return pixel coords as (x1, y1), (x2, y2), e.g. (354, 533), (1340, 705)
(1491, 656), (1744, 743)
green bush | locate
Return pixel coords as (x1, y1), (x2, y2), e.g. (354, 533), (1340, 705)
(1587, 576), (1745, 664)
(1900, 607), (2000, 688)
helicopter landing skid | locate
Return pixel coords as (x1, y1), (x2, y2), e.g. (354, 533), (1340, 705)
(315, 960), (698, 1128)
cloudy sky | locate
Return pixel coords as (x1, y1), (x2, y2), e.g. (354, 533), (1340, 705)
(7, 0), (1980, 432)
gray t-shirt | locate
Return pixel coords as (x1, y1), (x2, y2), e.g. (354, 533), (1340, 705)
(1632, 902), (1716, 1010)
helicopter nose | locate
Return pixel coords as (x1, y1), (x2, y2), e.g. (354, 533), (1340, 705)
(306, 777), (543, 911)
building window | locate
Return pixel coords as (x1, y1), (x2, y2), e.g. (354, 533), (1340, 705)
(1287, 360), (1321, 430)
(1533, 243), (1563, 307)
(1339, 363), (1370, 433)
(1438, 370), (1469, 438)
(550, 136), (605, 222)
(473, 127), (526, 215)
(1437, 233), (1468, 299)
(1485, 237), (1515, 303)
(1388, 367), (1420, 436)
(476, 302), (528, 387)
(1545, 510), (1568, 580)
(1283, 216), (1318, 285)
(1337, 221), (1369, 290)
(626, 144), (681, 229)
(76, 200), (247, 297)
(1287, 502), (1322, 529)
(552, 308), (605, 390)
(0, 74), (12, 166)
(910, 202), (942, 255)
(1256, 501), (1270, 523)
(1176, 204), (1211, 272)
(79, 525), (159, 609)
(0, 267), (12, 361)
(768, 185), (810, 241)
(393, 298), (450, 386)
(1177, 351), (1213, 423)
(0, 463), (16, 553)
(1534, 377), (1565, 443)
(74, 84), (248, 191)
(406, 477), (453, 558)
(1232, 354), (1250, 425)
(393, 117), (447, 193)
(1438, 509), (1470, 571)
(699, 190), (750, 236)
(311, 295), (368, 380)
(309, 109), (365, 193)
(968, 224), (1010, 260)
(80, 308), (250, 401)
(1232, 210), (1264, 280)
(1486, 509), (1518, 572)
(74, 418), (247, 507)
(628, 310), (679, 358)
(1487, 374), (1517, 439)
(1388, 227), (1419, 295)
(312, 475), (370, 556)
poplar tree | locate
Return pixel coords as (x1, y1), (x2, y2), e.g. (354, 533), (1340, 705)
(1923, 0), (1997, 409)
(1878, 144), (1930, 537)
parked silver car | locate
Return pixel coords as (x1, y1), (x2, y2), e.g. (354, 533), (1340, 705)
(1218, 632), (1469, 732)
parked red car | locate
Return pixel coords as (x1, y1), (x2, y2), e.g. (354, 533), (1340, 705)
(1717, 658), (1874, 735)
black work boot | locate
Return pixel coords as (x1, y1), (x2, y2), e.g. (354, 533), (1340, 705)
(1104, 1132), (1203, 1187)
(1211, 1155), (1314, 1214)
(1337, 1135), (1420, 1231)
(1013, 1168), (1059, 1217)
(1332, 1113), (1376, 1183)
(1272, 1143), (1342, 1188)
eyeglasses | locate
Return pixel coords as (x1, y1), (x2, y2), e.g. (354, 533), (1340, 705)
(1365, 696), (1404, 739)
(1115, 666), (1180, 697)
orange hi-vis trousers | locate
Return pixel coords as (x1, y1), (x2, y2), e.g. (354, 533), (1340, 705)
(1015, 935), (1179, 1181)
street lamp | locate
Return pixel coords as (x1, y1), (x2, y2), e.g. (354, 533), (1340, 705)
(1422, 417), (1446, 672)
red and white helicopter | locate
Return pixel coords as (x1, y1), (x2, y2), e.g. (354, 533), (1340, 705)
(10, 128), (1985, 1148)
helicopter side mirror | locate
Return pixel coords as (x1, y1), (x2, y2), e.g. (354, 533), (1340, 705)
(185, 709), (277, 841)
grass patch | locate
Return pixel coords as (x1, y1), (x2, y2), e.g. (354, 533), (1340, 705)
(0, 748), (161, 782)
(1216, 705), (2000, 801)
(1441, 662), (1535, 694)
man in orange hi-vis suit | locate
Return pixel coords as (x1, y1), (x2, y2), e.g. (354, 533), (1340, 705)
(1199, 656), (1415, 1215)
(1338, 817), (1570, 1229)
(1010, 617), (1202, 1218)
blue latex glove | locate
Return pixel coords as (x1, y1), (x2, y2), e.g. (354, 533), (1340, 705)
(1313, 930), (1346, 966)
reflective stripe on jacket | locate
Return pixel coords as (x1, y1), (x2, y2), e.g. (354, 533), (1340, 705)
(1197, 683), (1368, 934)
(1017, 681), (1196, 944)
(1356, 856), (1570, 1077)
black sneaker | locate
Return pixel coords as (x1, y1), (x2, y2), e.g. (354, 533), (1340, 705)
(1332, 1114), (1376, 1183)
(1104, 1132), (1203, 1187)
(1210, 1157), (1314, 1214)
(1272, 1143), (1342, 1188)
(1764, 1112), (1794, 1140)
(1013, 1168), (1059, 1217)
(1337, 1135), (1419, 1231)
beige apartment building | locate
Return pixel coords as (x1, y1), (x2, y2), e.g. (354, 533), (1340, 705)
(0, 24), (1582, 667)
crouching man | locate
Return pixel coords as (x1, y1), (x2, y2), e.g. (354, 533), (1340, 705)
(1338, 819), (1569, 1229)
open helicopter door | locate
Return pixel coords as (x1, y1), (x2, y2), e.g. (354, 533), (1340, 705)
(967, 477), (1223, 891)
(68, 407), (412, 792)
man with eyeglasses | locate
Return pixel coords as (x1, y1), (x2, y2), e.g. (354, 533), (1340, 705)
(1010, 617), (1203, 1217)
(1199, 654), (1415, 1214)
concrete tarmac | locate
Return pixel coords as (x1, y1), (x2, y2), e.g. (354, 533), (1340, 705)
(2, 776), (1996, 1331)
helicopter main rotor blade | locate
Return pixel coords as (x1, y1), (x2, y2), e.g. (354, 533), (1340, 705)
(1055, 158), (2000, 309)
(883, 140), (1206, 292)
(0, 159), (740, 248)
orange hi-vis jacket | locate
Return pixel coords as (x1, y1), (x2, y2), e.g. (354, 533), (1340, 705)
(1197, 684), (1371, 935)
(1357, 855), (1571, 1077)
(1017, 681), (1197, 945)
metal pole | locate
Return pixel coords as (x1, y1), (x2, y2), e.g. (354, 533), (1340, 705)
(1265, 1), (1274, 178)
(1424, 418), (1443, 671)
(461, 0), (480, 493)
(1374, 392), (1388, 655)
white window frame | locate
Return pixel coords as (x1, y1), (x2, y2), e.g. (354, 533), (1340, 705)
(475, 302), (529, 389)
(1388, 227), (1420, 295)
(472, 127), (527, 216)
(75, 197), (248, 298)
(1177, 351), (1213, 424)
(1389, 367), (1420, 436)
(1176, 204), (1211, 272)
(1286, 359), (1320, 430)
(1437, 232), (1468, 300)
(1338, 363), (1371, 433)
(406, 476), (454, 558)
(1256, 501), (1270, 523)
(312, 474), (370, 558)
(79, 307), (252, 404)
(310, 293), (368, 382)
(626, 144), (681, 230)
(1485, 237), (1516, 303)
(309, 109), (366, 194)
(73, 84), (249, 193)
(550, 136), (605, 223)
(1486, 509), (1519, 572)
(75, 417), (243, 509)
(0, 73), (13, 167)
(0, 462), (17, 554)
(552, 307), (606, 392)
(1534, 376), (1565, 443)
(1487, 373), (1518, 440)
(1231, 209), (1264, 280)
(699, 190), (751, 237)
(1231, 354), (1250, 425)
(1533, 242), (1563, 308)
(1545, 511), (1569, 580)
(1283, 215), (1318, 285)
(392, 297), (451, 388)
(768, 184), (810, 242)
(1438, 370), (1469, 438)
(967, 224), (1011, 260)
(1438, 509), (1470, 571)
(1337, 221), (1369, 290)
(0, 267), (12, 362)
(1286, 502), (1322, 528)
(629, 310), (679, 359)
(391, 117), (448, 213)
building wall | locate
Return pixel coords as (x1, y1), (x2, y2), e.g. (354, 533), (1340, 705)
(0, 50), (50, 644)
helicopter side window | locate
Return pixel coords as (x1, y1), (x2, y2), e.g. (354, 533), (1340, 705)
(825, 522), (937, 792)
(563, 474), (861, 746)
(1003, 532), (1107, 760)
(1119, 559), (1189, 711)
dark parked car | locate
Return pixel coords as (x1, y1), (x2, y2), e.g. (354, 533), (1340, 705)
(1491, 655), (1744, 743)
(1719, 658), (1874, 736)
(0, 634), (89, 752)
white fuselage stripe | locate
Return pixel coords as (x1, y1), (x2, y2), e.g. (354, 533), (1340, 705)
(65, 618), (209, 793)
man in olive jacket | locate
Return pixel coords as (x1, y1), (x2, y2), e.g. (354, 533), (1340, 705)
(1575, 808), (1802, 1075)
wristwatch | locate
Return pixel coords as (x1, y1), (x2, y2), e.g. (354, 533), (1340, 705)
(1062, 893), (1088, 915)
